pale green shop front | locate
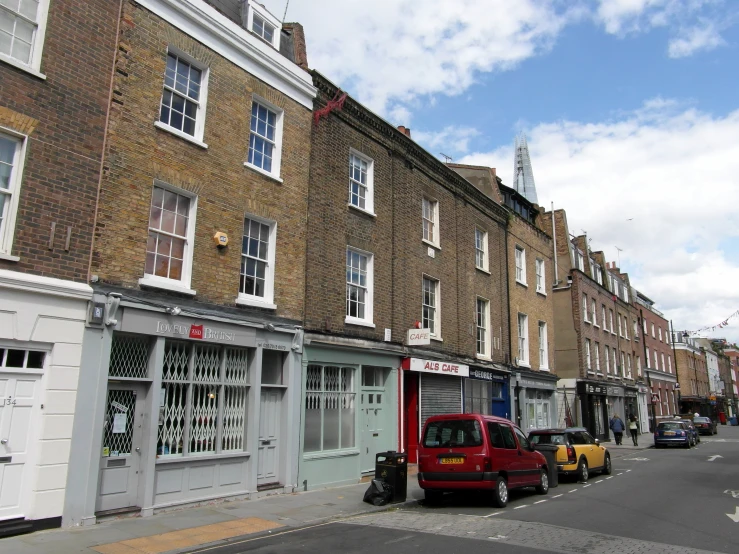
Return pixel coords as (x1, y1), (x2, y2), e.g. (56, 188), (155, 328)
(298, 340), (400, 490)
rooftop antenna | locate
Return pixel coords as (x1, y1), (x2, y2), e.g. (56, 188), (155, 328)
(615, 246), (623, 267)
(440, 153), (453, 163)
(282, 0), (290, 23)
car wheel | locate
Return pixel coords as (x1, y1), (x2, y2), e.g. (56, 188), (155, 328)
(683, 439), (691, 449)
(424, 490), (443, 505)
(536, 469), (549, 495)
(577, 457), (589, 482)
(492, 476), (508, 508)
(602, 454), (612, 475)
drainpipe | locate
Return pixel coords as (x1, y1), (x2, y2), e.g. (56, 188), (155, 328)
(551, 203), (559, 284)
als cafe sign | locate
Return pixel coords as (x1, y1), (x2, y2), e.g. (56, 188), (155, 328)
(404, 357), (469, 378)
(120, 310), (256, 347)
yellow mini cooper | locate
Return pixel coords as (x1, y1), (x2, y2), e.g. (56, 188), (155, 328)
(528, 427), (611, 482)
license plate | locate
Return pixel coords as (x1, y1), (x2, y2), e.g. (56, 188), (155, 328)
(664, 431), (675, 436)
(440, 457), (464, 464)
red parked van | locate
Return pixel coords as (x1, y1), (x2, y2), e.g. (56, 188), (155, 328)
(417, 413), (549, 507)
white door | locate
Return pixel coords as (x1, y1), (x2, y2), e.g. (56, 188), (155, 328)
(0, 373), (41, 520)
(96, 384), (146, 513)
(257, 388), (281, 486)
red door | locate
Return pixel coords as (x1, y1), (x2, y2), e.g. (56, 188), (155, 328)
(404, 372), (419, 463)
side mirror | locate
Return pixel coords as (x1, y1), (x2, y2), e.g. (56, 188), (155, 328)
(594, 439), (600, 446)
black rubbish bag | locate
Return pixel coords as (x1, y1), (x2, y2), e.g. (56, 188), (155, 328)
(363, 479), (393, 506)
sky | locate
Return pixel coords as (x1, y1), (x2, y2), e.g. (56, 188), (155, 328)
(261, 0), (739, 344)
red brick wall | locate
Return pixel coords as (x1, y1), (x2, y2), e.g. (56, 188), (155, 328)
(0, 0), (119, 281)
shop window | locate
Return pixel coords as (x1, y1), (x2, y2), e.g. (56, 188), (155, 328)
(304, 365), (355, 453)
(362, 366), (387, 387)
(261, 349), (284, 385)
(158, 340), (250, 457)
(464, 379), (491, 415)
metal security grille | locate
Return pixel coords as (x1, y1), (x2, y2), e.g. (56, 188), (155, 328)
(421, 373), (462, 429)
(109, 333), (151, 378)
(103, 389), (136, 456)
(158, 339), (250, 458)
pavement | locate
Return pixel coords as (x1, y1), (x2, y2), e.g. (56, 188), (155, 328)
(0, 431), (690, 554)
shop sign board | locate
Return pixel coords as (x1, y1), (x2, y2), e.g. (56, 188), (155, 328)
(120, 309), (257, 347)
(607, 386), (625, 397)
(469, 368), (504, 382)
(407, 329), (431, 345)
(409, 358), (469, 377)
(578, 382), (607, 395)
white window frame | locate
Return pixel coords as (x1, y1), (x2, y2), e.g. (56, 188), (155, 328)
(348, 149), (375, 215)
(0, 128), (28, 257)
(609, 309), (615, 334)
(236, 215), (277, 309)
(475, 228), (489, 272)
(617, 314), (623, 336)
(651, 323), (655, 338)
(245, 95), (284, 181)
(668, 355), (672, 374)
(643, 319), (648, 334)
(594, 341), (600, 373)
(535, 258), (545, 293)
(602, 305), (607, 329)
(591, 299), (597, 326)
(517, 312), (529, 366)
(620, 352), (626, 378)
(422, 275), (440, 339)
(636, 355), (641, 377)
(422, 196), (439, 247)
(246, 2), (282, 50)
(138, 181), (197, 295)
(345, 247), (374, 327)
(0, 0), (50, 78)
(627, 354), (632, 379)
(604, 345), (610, 374)
(515, 246), (527, 285)
(585, 339), (592, 371)
(661, 353), (666, 373)
(658, 327), (663, 342)
(653, 350), (659, 370)
(476, 297), (492, 360)
(623, 316), (629, 339)
(155, 48), (210, 148)
(582, 294), (589, 322)
(538, 321), (548, 370)
(646, 347), (651, 368)
(612, 349), (618, 377)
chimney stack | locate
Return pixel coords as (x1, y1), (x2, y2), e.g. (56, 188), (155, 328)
(397, 126), (412, 138)
(282, 22), (309, 70)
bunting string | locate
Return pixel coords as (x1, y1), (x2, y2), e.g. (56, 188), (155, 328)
(681, 309), (739, 336)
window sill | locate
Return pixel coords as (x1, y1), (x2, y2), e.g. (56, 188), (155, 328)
(517, 361), (531, 369)
(515, 279), (528, 288)
(431, 336), (444, 343)
(347, 203), (377, 218)
(0, 252), (20, 262)
(345, 316), (375, 328)
(475, 266), (491, 275)
(422, 239), (440, 250)
(593, 324), (600, 329)
(536, 289), (546, 297)
(587, 371), (595, 375)
(583, 319), (591, 325)
(139, 276), (196, 296)
(476, 354), (492, 361)
(0, 54), (46, 80)
(235, 296), (276, 310)
(156, 451), (251, 464)
(154, 121), (208, 149)
(244, 162), (283, 183)
(539, 366), (550, 372)
(303, 449), (360, 461)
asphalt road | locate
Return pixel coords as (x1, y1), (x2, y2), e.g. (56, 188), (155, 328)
(189, 426), (739, 554)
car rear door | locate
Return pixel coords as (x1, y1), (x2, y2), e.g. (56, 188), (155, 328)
(493, 422), (523, 486)
(513, 425), (542, 485)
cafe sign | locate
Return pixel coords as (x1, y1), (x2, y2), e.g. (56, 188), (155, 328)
(408, 358), (469, 377)
(406, 328), (431, 346)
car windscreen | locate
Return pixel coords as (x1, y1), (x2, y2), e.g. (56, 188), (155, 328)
(529, 433), (565, 445)
(422, 419), (483, 448)
(658, 422), (683, 430)
(693, 417), (710, 423)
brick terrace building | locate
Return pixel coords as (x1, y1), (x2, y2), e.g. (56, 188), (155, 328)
(449, 166), (557, 432)
(0, 0), (119, 532)
(301, 73), (511, 486)
(636, 291), (677, 430)
(672, 334), (710, 416)
(542, 209), (642, 441)
(722, 344), (739, 417)
(64, 0), (316, 525)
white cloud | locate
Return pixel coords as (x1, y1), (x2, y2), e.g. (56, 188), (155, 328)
(668, 21), (725, 57)
(413, 126), (481, 157)
(458, 100), (739, 343)
(261, 0), (577, 116)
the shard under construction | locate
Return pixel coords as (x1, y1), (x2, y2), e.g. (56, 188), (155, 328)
(513, 133), (539, 205)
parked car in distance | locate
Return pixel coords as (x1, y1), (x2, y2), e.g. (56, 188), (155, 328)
(693, 416), (718, 435)
(674, 419), (700, 445)
(654, 421), (691, 448)
(418, 414), (549, 508)
(528, 428), (611, 482)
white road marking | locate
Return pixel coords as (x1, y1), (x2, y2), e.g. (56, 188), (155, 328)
(552, 494), (563, 499)
(606, 476), (613, 480)
(483, 512), (502, 518)
(534, 500), (547, 504)
(617, 473), (624, 475)
(708, 455), (723, 462)
(514, 505), (529, 509)
(595, 480), (604, 483)
(726, 507), (739, 523)
(569, 489), (577, 493)
(582, 484), (591, 488)
(626, 469), (632, 472)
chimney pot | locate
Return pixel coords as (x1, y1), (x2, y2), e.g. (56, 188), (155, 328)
(397, 125), (411, 138)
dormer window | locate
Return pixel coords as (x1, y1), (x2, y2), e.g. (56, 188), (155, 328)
(247, 4), (281, 50)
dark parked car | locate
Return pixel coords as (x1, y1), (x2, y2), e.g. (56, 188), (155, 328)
(693, 416), (718, 435)
(418, 414), (549, 508)
(654, 421), (691, 448)
(675, 419), (700, 445)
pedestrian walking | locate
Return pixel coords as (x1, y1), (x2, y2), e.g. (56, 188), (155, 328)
(628, 414), (639, 446)
(610, 414), (625, 445)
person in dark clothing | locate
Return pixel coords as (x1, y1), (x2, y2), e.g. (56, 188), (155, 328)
(610, 414), (625, 445)
(628, 414), (639, 446)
